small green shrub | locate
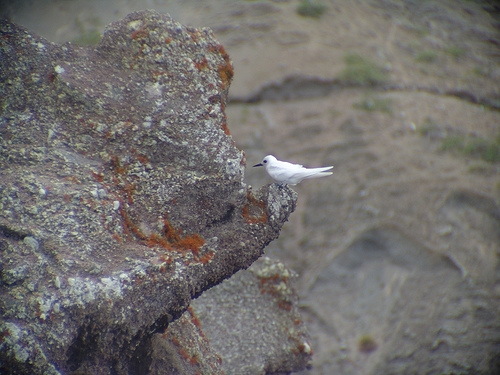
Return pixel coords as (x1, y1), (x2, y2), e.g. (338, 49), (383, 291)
(72, 30), (101, 45)
(440, 135), (464, 152)
(415, 50), (438, 63)
(416, 117), (446, 140)
(471, 66), (491, 77)
(467, 163), (493, 174)
(416, 117), (500, 163)
(481, 142), (500, 163)
(445, 45), (466, 59)
(440, 134), (500, 163)
(72, 16), (102, 45)
(296, 0), (327, 18)
(338, 53), (388, 86)
(358, 335), (377, 353)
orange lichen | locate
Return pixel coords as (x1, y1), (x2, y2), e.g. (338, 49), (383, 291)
(188, 30), (201, 43)
(208, 44), (230, 62)
(112, 233), (122, 243)
(197, 251), (214, 264)
(194, 56), (209, 71)
(120, 207), (147, 241)
(179, 347), (190, 362)
(111, 156), (127, 175)
(187, 307), (202, 328)
(146, 233), (172, 250)
(0, 329), (11, 343)
(91, 171), (104, 182)
(171, 336), (181, 347)
(161, 214), (181, 243)
(99, 154), (208, 264)
(220, 120), (231, 136)
(64, 176), (82, 184)
(242, 191), (267, 224)
(131, 28), (148, 40)
(121, 183), (136, 205)
(278, 300), (292, 311)
(135, 153), (149, 164)
(207, 43), (233, 91)
(298, 342), (313, 355)
(189, 354), (199, 366)
(159, 254), (173, 265)
(177, 234), (205, 255)
(218, 63), (234, 91)
(139, 213), (206, 261)
(256, 268), (294, 312)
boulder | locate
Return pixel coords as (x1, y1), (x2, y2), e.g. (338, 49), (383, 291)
(0, 11), (301, 374)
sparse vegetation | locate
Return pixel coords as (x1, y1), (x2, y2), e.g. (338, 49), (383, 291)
(417, 118), (500, 163)
(296, 0), (327, 18)
(440, 135), (466, 152)
(358, 335), (377, 353)
(440, 133), (500, 163)
(353, 96), (393, 114)
(471, 66), (491, 77)
(338, 53), (388, 86)
(415, 50), (438, 63)
(72, 16), (102, 45)
(416, 117), (442, 139)
(467, 162), (495, 174)
(73, 29), (101, 45)
(445, 45), (466, 59)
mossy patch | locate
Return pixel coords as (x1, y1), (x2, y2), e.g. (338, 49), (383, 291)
(71, 16), (102, 45)
(358, 335), (377, 353)
(338, 53), (388, 86)
(296, 1), (327, 18)
(439, 134), (500, 163)
(417, 118), (500, 163)
(415, 50), (438, 63)
(445, 45), (466, 59)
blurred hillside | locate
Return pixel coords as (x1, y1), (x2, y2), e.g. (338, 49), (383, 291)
(2, 1), (500, 373)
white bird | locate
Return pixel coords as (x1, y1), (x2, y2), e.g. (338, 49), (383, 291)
(253, 155), (333, 185)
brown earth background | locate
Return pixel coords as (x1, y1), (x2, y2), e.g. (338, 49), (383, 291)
(2, 0), (499, 374)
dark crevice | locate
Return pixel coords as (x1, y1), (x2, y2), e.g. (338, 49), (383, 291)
(0, 225), (30, 240)
(229, 75), (500, 110)
(207, 205), (235, 227)
(128, 331), (154, 375)
(66, 322), (100, 372)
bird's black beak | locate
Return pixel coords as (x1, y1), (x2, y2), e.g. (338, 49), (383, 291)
(253, 163), (263, 167)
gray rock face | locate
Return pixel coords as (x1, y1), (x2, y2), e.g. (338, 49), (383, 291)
(0, 11), (300, 374)
(192, 257), (313, 375)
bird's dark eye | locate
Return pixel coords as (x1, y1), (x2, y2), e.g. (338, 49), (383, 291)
(263, 160), (267, 163)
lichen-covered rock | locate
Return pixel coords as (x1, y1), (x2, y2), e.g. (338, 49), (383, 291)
(148, 307), (225, 375)
(0, 11), (297, 374)
(191, 257), (313, 374)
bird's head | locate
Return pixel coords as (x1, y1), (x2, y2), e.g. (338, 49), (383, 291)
(253, 155), (276, 168)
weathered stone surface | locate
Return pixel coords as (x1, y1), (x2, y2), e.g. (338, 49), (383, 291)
(302, 224), (500, 374)
(149, 256), (312, 375)
(0, 11), (298, 374)
(148, 308), (225, 375)
(191, 257), (312, 374)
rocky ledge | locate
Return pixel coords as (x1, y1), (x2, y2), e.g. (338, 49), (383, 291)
(0, 11), (308, 374)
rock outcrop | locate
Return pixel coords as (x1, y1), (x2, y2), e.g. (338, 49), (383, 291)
(0, 11), (304, 374)
(192, 257), (312, 374)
